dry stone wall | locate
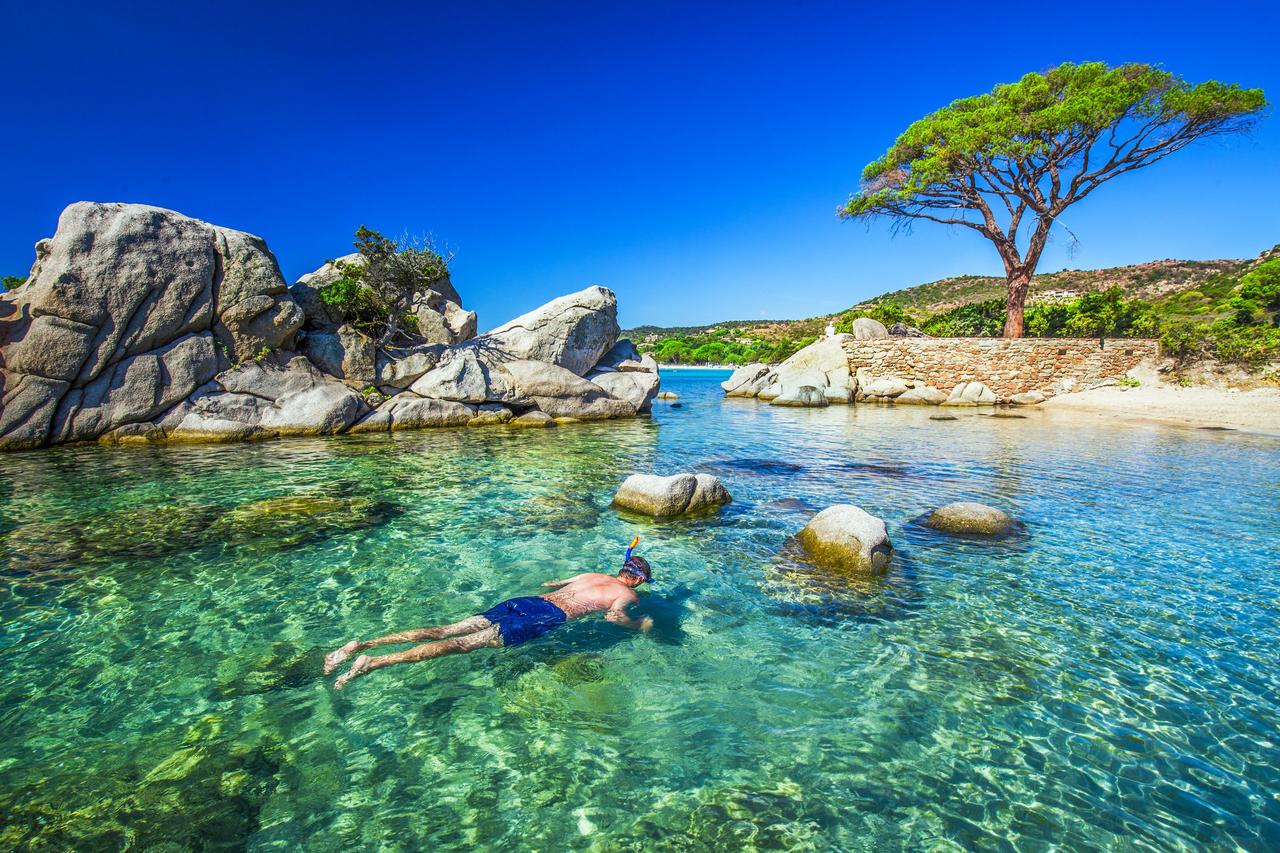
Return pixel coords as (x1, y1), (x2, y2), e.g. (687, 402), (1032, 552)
(841, 337), (1160, 400)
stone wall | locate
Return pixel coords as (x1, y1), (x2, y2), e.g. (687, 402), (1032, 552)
(841, 337), (1160, 399)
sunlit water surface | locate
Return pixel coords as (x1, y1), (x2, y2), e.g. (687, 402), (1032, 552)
(2, 369), (1278, 851)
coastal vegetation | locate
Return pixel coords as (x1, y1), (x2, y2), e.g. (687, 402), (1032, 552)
(1, 275), (23, 291)
(317, 227), (453, 347)
(632, 250), (1280, 370)
(839, 62), (1267, 337)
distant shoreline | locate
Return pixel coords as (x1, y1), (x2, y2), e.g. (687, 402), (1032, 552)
(657, 364), (737, 371)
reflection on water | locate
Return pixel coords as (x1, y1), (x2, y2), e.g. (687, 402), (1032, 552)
(1, 369), (1278, 849)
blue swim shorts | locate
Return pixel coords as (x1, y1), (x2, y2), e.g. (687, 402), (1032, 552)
(478, 596), (568, 646)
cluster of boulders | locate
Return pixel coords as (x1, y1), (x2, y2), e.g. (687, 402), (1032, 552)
(721, 334), (1050, 409)
(0, 202), (659, 450)
(793, 499), (1015, 573)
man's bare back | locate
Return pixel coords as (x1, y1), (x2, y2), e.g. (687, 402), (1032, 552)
(325, 555), (654, 689)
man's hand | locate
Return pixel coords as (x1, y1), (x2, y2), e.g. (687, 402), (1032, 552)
(606, 610), (653, 631)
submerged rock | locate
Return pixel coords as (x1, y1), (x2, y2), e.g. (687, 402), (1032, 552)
(612, 473), (731, 518)
(924, 501), (1014, 535)
(797, 504), (892, 574)
(212, 493), (395, 548)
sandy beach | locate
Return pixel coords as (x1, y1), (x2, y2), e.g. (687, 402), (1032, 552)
(1042, 383), (1280, 436)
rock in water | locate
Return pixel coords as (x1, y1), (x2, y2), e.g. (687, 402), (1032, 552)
(169, 354), (367, 441)
(508, 410), (555, 429)
(924, 501), (1014, 535)
(797, 504), (892, 574)
(943, 381), (998, 406)
(502, 360), (635, 419)
(458, 285), (619, 377)
(750, 337), (855, 404)
(721, 363), (771, 396)
(612, 473), (731, 517)
(0, 202), (304, 449)
(770, 385), (829, 407)
(587, 370), (660, 414)
(1010, 390), (1047, 406)
(852, 318), (889, 340)
(895, 386), (947, 405)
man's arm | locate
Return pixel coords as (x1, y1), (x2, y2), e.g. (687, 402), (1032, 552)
(604, 595), (653, 631)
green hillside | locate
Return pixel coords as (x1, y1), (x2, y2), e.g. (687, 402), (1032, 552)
(628, 247), (1280, 370)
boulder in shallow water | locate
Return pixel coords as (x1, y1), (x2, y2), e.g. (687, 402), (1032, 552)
(770, 385), (829, 407)
(612, 472), (732, 517)
(895, 386), (947, 405)
(943, 381), (998, 406)
(587, 369), (660, 414)
(924, 501), (1014, 535)
(860, 376), (909, 400)
(502, 359), (634, 419)
(797, 504), (892, 574)
(721, 363), (771, 396)
(467, 403), (513, 427)
(508, 410), (555, 429)
(1010, 390), (1047, 406)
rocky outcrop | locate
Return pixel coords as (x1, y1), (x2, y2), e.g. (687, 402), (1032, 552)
(1, 204), (656, 451)
(858, 376), (909, 402)
(456, 285), (619, 377)
(797, 504), (892, 574)
(924, 501), (1014, 535)
(1009, 390), (1047, 406)
(168, 355), (367, 442)
(611, 473), (732, 518)
(889, 322), (928, 337)
(1, 203), (303, 450)
(723, 337), (857, 406)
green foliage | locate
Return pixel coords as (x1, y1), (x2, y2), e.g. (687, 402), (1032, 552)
(317, 227), (450, 345)
(844, 63), (1266, 218)
(1, 275), (24, 292)
(1117, 376), (1141, 388)
(641, 333), (813, 366)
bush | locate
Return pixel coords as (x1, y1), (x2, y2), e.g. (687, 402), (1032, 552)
(318, 226), (451, 346)
(1, 275), (24, 292)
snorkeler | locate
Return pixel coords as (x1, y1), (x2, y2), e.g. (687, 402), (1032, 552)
(325, 541), (654, 690)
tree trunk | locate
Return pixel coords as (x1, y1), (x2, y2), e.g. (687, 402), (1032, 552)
(1002, 269), (1032, 338)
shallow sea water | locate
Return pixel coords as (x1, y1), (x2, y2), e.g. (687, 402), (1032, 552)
(1, 368), (1279, 851)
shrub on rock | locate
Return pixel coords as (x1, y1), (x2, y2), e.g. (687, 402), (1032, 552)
(797, 504), (893, 574)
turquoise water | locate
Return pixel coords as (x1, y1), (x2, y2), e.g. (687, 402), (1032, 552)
(2, 367), (1279, 850)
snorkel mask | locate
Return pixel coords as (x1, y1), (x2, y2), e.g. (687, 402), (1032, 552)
(620, 536), (652, 584)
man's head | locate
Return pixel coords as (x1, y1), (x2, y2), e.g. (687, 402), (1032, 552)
(618, 555), (652, 587)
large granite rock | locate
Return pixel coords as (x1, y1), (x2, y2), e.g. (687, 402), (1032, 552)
(859, 376), (909, 401)
(924, 501), (1014, 535)
(375, 342), (445, 391)
(797, 504), (893, 574)
(347, 393), (475, 433)
(721, 363), (771, 397)
(300, 325), (376, 389)
(169, 355), (367, 442)
(612, 473), (731, 517)
(459, 285), (619, 376)
(502, 360), (634, 420)
(771, 385), (829, 407)
(852, 318), (889, 340)
(1, 202), (303, 450)
(588, 370), (660, 414)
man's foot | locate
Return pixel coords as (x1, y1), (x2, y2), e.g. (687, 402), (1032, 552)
(334, 655), (372, 690)
(324, 640), (361, 675)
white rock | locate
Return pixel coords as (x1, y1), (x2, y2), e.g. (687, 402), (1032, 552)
(611, 472), (731, 517)
(462, 285), (619, 377)
(852, 318), (889, 340)
(895, 386), (947, 405)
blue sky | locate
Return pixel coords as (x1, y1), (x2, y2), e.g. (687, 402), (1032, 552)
(3, 1), (1278, 330)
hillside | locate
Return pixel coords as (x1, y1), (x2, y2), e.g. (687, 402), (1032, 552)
(627, 247), (1280, 369)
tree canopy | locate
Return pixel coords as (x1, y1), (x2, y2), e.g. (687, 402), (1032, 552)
(841, 62), (1267, 337)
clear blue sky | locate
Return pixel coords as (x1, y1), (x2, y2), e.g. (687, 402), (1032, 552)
(3, 1), (1278, 330)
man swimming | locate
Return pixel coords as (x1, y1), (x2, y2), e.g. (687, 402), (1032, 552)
(325, 553), (653, 689)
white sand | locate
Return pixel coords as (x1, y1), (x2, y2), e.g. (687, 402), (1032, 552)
(1041, 384), (1280, 436)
